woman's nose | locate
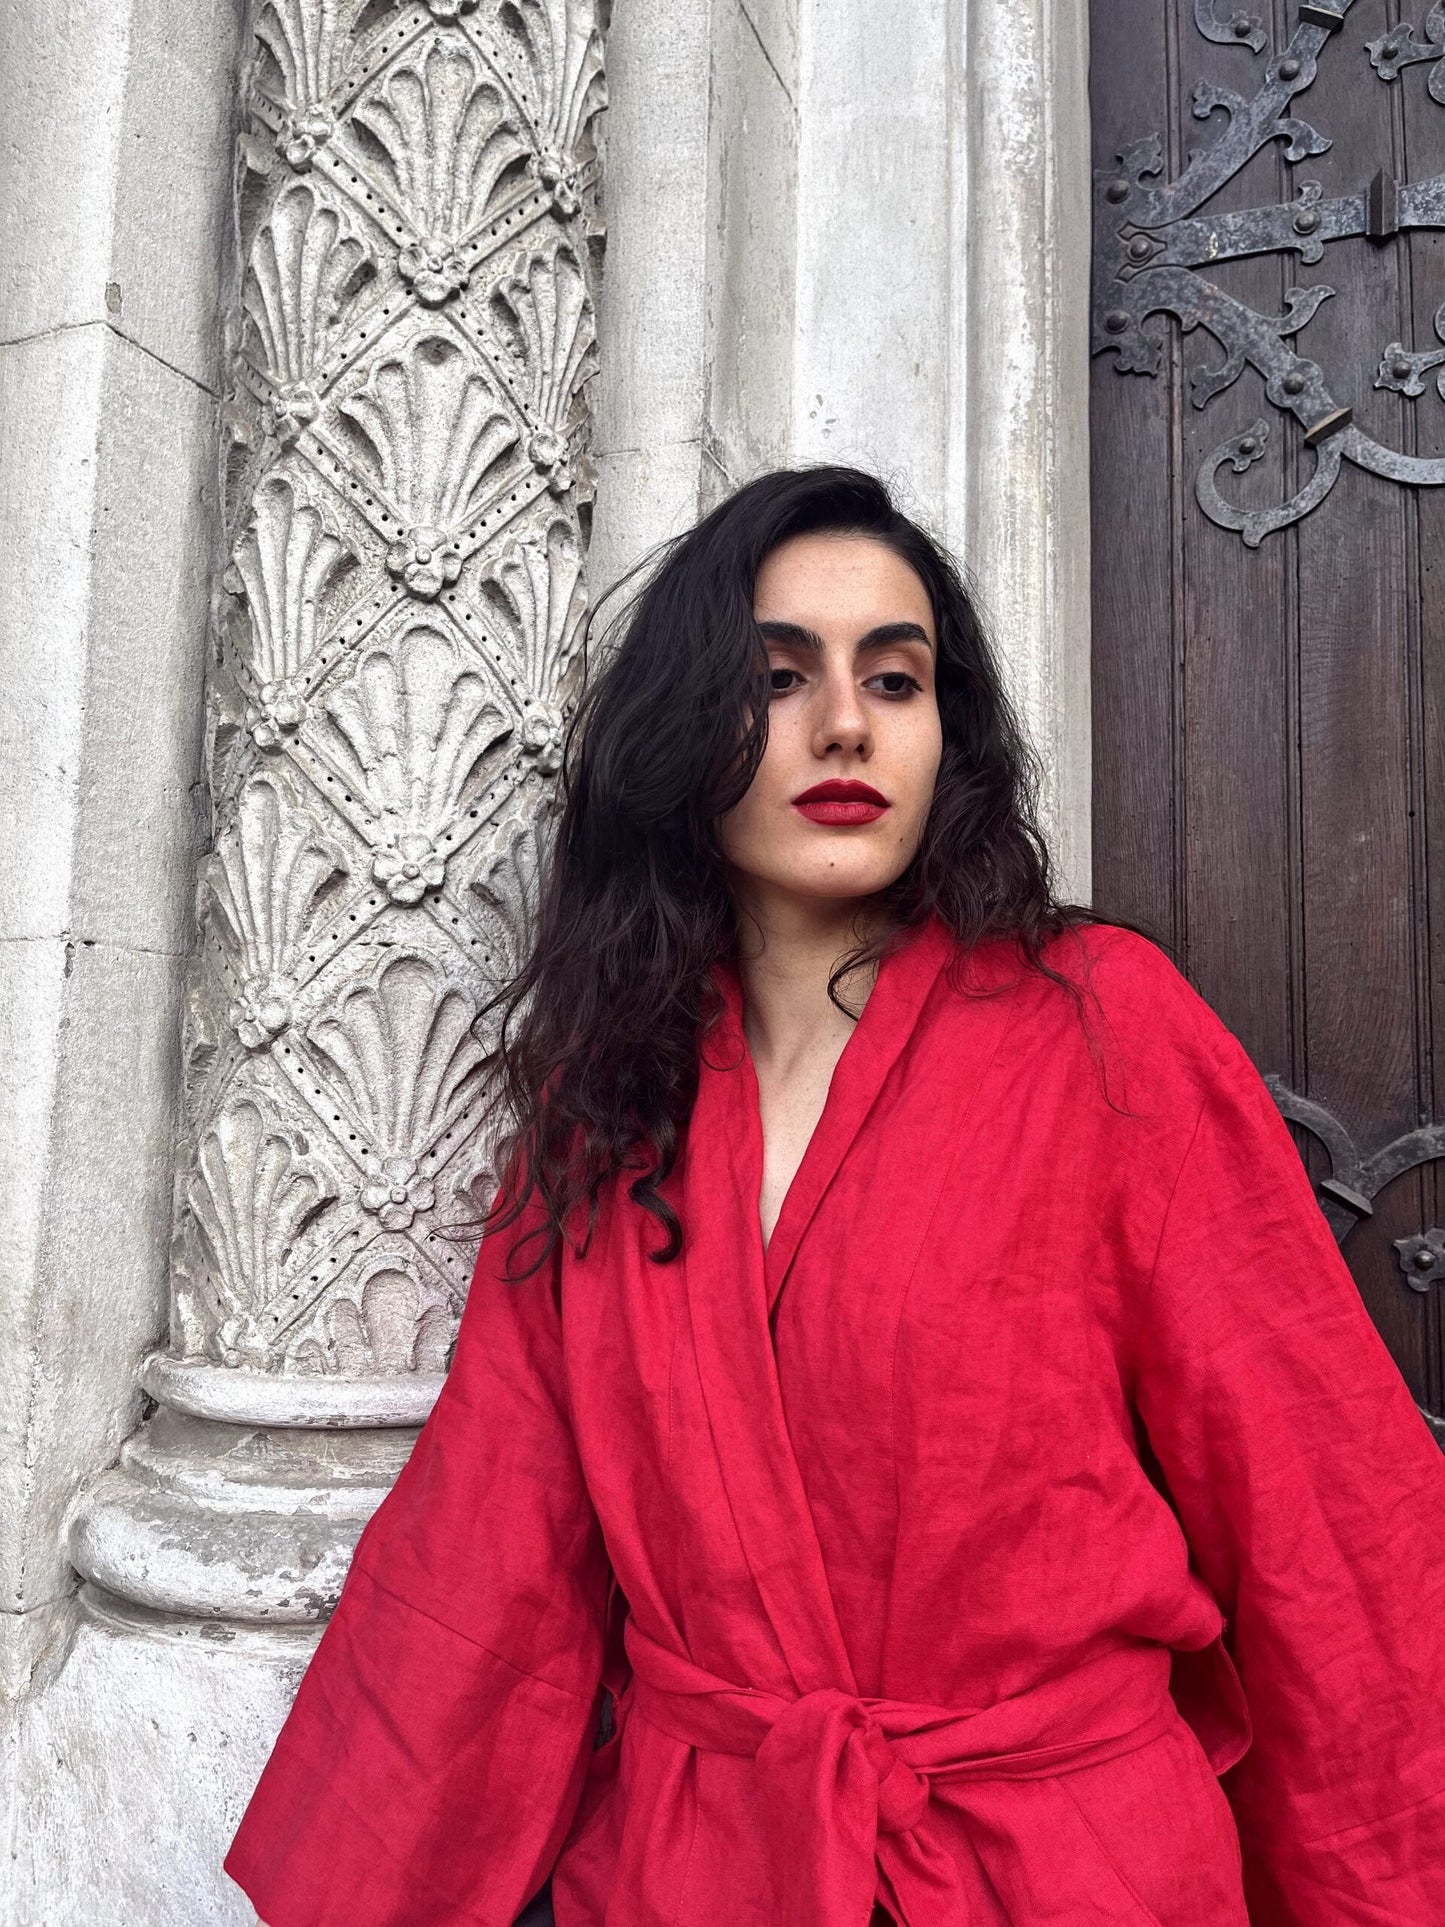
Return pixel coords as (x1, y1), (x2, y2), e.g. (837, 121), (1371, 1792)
(811, 667), (871, 757)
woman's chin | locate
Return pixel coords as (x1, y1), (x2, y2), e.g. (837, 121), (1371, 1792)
(733, 863), (909, 911)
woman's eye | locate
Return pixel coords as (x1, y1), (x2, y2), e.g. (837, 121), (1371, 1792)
(769, 667), (803, 694)
(868, 671), (923, 697)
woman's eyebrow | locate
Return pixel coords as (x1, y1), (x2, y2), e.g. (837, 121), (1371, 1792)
(856, 621), (933, 652)
(756, 619), (824, 651)
(756, 619), (935, 653)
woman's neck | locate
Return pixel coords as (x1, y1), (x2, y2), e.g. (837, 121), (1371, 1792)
(729, 889), (884, 1076)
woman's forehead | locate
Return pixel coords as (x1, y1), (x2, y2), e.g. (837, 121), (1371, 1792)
(753, 532), (933, 630)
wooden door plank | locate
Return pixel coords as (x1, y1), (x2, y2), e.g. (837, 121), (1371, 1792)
(1176, 6), (1297, 1079)
(1400, 40), (1445, 1416)
(1090, 0), (1178, 946)
(1290, 0), (1425, 1398)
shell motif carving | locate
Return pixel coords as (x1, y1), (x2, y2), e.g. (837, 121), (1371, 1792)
(291, 1268), (454, 1375)
(226, 473), (354, 711)
(167, 0), (604, 1374)
(492, 245), (595, 487)
(205, 774), (351, 1046)
(498, 0), (607, 206)
(254, 0), (374, 168)
(312, 623), (514, 892)
(241, 181), (373, 440)
(338, 333), (519, 595)
(307, 952), (489, 1226)
(187, 1098), (339, 1365)
(484, 515), (586, 691)
(479, 517), (585, 766)
(463, 803), (553, 983)
(494, 246), (594, 419)
(350, 37), (531, 265)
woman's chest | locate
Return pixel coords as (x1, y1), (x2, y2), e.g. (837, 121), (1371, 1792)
(563, 1092), (1157, 1632)
(771, 1137), (1143, 1546)
(754, 1045), (844, 1252)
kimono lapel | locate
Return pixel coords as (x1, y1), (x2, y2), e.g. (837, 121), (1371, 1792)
(761, 916), (956, 1313)
(682, 995), (855, 1695)
(678, 917), (958, 1697)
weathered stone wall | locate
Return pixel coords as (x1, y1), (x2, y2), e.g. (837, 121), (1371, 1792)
(0, 0), (240, 1830)
(595, 0), (1092, 902)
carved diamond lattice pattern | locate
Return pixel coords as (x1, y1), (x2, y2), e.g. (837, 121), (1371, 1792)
(171, 0), (604, 1373)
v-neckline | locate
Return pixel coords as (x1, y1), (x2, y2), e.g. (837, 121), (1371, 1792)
(706, 917), (957, 1315)
(749, 1004), (861, 1260)
(680, 912), (975, 1696)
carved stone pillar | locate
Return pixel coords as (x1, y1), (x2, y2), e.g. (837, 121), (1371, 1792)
(70, 0), (605, 1626)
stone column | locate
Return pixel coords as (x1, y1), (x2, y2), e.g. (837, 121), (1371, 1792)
(956, 0), (1093, 906)
(590, 0), (799, 590)
(12, 6), (602, 1915)
(69, 0), (606, 1632)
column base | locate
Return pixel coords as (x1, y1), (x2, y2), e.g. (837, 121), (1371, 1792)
(68, 1393), (418, 1622)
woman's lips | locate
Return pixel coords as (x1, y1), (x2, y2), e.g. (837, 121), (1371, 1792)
(793, 799), (890, 824)
(791, 781), (891, 826)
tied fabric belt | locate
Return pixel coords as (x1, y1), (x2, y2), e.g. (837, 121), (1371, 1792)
(625, 1624), (1201, 1927)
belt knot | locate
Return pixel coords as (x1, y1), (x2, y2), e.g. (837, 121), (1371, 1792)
(758, 1688), (930, 1839)
(859, 1714), (930, 1834)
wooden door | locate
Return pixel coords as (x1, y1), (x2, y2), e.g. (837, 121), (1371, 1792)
(1089, 0), (1445, 1438)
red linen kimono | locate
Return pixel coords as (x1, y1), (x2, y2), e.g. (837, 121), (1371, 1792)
(225, 917), (1445, 1926)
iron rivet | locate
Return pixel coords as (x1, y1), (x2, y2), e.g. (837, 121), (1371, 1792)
(1392, 358), (1413, 380)
(1282, 372), (1305, 395)
(1294, 209), (1320, 234)
(1414, 1249), (1436, 1270)
(1128, 234), (1153, 260)
(1104, 309), (1130, 333)
(1279, 57), (1301, 78)
(1239, 436), (1258, 455)
(1106, 179), (1129, 203)
(1233, 13), (1253, 35)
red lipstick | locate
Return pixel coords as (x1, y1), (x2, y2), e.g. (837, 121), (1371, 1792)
(791, 778), (890, 826)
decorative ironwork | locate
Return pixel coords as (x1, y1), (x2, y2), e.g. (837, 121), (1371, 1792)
(1370, 4), (1445, 105)
(1194, 1), (1267, 55)
(1395, 1227), (1445, 1292)
(1265, 1075), (1445, 1240)
(1094, 0), (1445, 545)
(1266, 1076), (1445, 1443)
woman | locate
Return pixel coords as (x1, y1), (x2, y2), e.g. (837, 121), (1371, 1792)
(226, 467), (1445, 1926)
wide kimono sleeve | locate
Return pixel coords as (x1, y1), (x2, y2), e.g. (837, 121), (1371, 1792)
(1130, 1019), (1445, 1924)
(223, 1190), (612, 1927)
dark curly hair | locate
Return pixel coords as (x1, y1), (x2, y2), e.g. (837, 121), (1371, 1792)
(459, 464), (1139, 1277)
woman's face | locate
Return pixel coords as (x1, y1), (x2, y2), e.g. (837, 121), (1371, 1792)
(717, 531), (943, 916)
